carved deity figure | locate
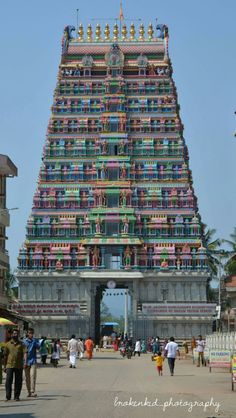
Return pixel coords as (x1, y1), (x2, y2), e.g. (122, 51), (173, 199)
(92, 246), (100, 268)
(120, 191), (127, 206)
(120, 163), (127, 179)
(124, 246), (132, 267)
(95, 215), (102, 234)
(122, 215), (129, 234)
(119, 140), (125, 154)
(84, 214), (90, 226)
(97, 191), (103, 206)
(102, 140), (108, 154)
(56, 260), (63, 271)
(161, 260), (168, 269)
(101, 162), (106, 180)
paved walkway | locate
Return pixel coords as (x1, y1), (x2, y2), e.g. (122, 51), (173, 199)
(0, 351), (235, 418)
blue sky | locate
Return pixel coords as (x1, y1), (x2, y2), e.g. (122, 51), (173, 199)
(1, 0), (236, 316)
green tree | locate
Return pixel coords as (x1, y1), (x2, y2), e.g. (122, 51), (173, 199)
(203, 226), (222, 276)
(100, 301), (113, 322)
(4, 270), (18, 299)
(223, 227), (236, 275)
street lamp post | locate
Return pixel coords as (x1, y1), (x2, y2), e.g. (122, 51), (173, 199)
(124, 289), (128, 336)
(218, 261), (222, 332)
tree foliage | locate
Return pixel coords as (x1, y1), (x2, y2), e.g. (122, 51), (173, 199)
(4, 270), (18, 299)
(223, 227), (236, 276)
(203, 226), (223, 276)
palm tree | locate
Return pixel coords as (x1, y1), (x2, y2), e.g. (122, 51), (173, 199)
(222, 227), (236, 275)
(202, 226), (223, 276)
(5, 270), (18, 298)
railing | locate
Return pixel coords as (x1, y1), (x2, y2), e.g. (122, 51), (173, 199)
(206, 332), (236, 351)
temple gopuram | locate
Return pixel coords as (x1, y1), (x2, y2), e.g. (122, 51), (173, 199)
(16, 21), (216, 339)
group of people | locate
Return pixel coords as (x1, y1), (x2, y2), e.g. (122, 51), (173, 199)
(121, 335), (206, 377)
(3, 328), (95, 402)
(67, 335), (94, 368)
(4, 327), (40, 401)
(39, 336), (61, 367)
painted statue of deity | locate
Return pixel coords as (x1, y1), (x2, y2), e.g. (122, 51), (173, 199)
(56, 259), (63, 271)
(95, 215), (102, 234)
(120, 163), (127, 179)
(119, 140), (125, 155)
(124, 246), (132, 268)
(120, 190), (127, 206)
(101, 162), (106, 180)
(122, 215), (129, 234)
(102, 140), (108, 154)
(92, 246), (100, 268)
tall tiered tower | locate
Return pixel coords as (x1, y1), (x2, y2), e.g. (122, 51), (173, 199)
(16, 22), (215, 339)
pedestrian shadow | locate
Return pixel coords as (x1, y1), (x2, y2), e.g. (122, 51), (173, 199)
(0, 411), (36, 417)
(0, 402), (36, 407)
(37, 394), (71, 399)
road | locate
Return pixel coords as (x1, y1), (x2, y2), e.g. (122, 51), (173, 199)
(0, 351), (235, 418)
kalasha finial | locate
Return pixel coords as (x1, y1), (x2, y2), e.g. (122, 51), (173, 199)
(78, 23), (84, 41)
(95, 23), (101, 41)
(104, 23), (110, 40)
(130, 23), (135, 40)
(122, 23), (127, 40)
(87, 24), (92, 41)
(139, 23), (145, 40)
(148, 23), (153, 40)
(113, 23), (119, 40)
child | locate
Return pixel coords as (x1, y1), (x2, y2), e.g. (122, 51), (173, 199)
(154, 351), (164, 376)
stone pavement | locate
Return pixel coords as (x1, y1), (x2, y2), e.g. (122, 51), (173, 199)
(0, 351), (235, 418)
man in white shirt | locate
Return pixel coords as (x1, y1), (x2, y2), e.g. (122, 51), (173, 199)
(164, 337), (180, 376)
(67, 335), (79, 368)
(196, 334), (205, 367)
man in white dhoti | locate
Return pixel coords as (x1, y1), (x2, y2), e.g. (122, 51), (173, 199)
(67, 335), (79, 368)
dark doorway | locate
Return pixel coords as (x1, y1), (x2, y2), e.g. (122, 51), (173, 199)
(94, 284), (131, 345)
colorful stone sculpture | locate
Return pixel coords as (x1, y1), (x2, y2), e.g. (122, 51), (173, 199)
(18, 23), (208, 273)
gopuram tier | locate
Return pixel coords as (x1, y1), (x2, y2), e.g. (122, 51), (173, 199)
(16, 22), (215, 339)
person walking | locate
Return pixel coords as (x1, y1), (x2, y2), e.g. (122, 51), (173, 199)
(39, 336), (49, 365)
(4, 329), (27, 401)
(78, 338), (84, 361)
(153, 351), (165, 376)
(152, 337), (161, 356)
(164, 337), (180, 376)
(141, 339), (147, 353)
(134, 339), (141, 357)
(182, 340), (189, 358)
(23, 328), (41, 397)
(191, 336), (196, 353)
(85, 336), (94, 360)
(67, 334), (79, 368)
(196, 335), (205, 367)
(51, 339), (61, 367)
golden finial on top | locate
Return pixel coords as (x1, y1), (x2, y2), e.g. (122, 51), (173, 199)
(78, 23), (84, 41)
(122, 23), (127, 40)
(87, 24), (92, 41)
(113, 23), (119, 40)
(104, 23), (110, 40)
(130, 23), (135, 40)
(139, 23), (145, 40)
(148, 23), (153, 40)
(95, 23), (101, 41)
